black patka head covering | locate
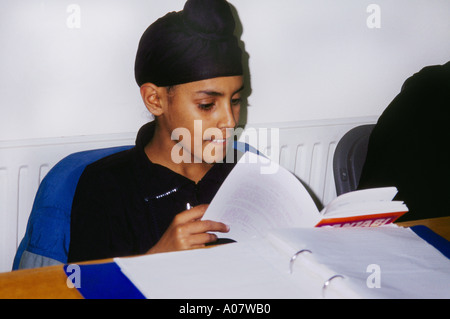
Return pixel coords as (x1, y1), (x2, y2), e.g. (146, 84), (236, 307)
(135, 0), (243, 87)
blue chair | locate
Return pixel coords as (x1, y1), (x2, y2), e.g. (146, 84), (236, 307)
(12, 146), (133, 270)
(12, 141), (258, 270)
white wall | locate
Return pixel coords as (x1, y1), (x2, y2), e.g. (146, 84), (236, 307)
(1, 0), (449, 141)
(1, 0), (449, 272)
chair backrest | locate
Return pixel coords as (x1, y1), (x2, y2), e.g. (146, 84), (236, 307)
(12, 145), (133, 270)
(333, 124), (375, 196)
(12, 141), (257, 270)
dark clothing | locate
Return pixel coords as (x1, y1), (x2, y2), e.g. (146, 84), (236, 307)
(358, 61), (450, 222)
(67, 122), (237, 263)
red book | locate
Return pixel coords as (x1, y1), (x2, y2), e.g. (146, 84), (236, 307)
(314, 187), (408, 228)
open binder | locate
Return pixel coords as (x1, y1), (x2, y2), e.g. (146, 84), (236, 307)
(67, 225), (450, 299)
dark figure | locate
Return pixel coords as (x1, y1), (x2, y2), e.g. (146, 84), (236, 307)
(358, 61), (450, 222)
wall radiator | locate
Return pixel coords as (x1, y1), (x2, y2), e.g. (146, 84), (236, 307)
(0, 116), (377, 272)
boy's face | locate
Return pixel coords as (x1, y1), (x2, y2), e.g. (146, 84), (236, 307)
(159, 75), (244, 164)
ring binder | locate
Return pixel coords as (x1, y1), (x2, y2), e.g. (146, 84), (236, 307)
(322, 275), (345, 298)
(289, 249), (312, 274)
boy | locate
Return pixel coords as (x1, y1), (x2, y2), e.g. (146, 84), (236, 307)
(68, 0), (246, 262)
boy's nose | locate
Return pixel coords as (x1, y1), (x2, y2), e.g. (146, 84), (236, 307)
(217, 104), (238, 130)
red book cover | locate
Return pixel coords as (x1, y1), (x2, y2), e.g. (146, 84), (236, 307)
(315, 210), (408, 228)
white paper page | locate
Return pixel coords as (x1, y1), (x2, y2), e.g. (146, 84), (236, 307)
(322, 201), (408, 218)
(321, 187), (399, 215)
(268, 226), (450, 298)
(249, 237), (361, 299)
(202, 152), (320, 242)
(115, 242), (331, 299)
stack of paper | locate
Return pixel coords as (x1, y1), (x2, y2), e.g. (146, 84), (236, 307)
(114, 226), (450, 299)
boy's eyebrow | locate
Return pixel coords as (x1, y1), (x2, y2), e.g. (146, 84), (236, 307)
(234, 85), (245, 95)
(195, 85), (245, 97)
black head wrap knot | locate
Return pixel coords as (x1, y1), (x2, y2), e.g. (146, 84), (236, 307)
(135, 0), (243, 87)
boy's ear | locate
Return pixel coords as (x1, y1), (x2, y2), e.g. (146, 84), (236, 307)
(140, 83), (164, 116)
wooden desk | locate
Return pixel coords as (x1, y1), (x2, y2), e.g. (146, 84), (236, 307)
(396, 216), (450, 242)
(0, 263), (84, 299)
(1, 217), (449, 299)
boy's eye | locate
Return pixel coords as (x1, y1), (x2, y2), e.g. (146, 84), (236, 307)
(198, 103), (214, 110)
(231, 98), (242, 106)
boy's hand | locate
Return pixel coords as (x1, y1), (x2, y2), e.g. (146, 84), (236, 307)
(146, 204), (229, 254)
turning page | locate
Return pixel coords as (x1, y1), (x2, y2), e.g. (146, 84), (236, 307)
(203, 152), (408, 241)
(202, 152), (320, 242)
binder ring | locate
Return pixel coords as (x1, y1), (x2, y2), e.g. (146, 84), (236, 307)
(289, 249), (312, 274)
(322, 275), (344, 298)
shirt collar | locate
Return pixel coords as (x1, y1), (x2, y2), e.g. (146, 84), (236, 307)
(131, 121), (237, 201)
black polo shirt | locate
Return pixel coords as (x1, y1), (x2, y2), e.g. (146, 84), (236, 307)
(68, 122), (238, 263)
